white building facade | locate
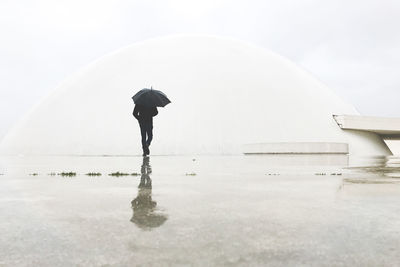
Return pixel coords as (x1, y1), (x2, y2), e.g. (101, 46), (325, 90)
(0, 35), (392, 156)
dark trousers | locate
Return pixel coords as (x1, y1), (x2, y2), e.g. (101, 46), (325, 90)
(139, 120), (153, 154)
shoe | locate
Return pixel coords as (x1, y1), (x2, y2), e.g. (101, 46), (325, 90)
(143, 145), (150, 156)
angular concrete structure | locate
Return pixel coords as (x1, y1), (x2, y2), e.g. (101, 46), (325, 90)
(333, 115), (400, 137)
(0, 35), (392, 156)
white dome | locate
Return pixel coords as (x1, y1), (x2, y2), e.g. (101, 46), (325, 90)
(0, 35), (391, 156)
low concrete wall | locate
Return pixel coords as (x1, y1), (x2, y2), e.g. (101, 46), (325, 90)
(243, 142), (349, 154)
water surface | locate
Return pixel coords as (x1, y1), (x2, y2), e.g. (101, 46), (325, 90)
(0, 155), (399, 266)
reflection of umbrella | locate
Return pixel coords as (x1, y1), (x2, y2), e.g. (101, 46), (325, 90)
(132, 87), (171, 107)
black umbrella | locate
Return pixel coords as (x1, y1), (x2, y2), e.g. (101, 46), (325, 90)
(132, 87), (171, 107)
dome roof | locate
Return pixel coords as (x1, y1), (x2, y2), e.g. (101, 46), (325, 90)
(0, 35), (390, 156)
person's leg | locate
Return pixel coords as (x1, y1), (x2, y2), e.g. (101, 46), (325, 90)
(141, 121), (152, 155)
(139, 121), (147, 155)
(146, 121), (153, 147)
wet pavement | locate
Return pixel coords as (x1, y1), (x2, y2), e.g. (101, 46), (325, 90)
(0, 155), (399, 266)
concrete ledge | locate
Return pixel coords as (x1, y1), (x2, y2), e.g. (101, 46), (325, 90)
(333, 115), (400, 136)
(243, 142), (349, 155)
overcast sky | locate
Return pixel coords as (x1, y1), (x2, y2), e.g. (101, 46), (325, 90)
(1, 0), (399, 139)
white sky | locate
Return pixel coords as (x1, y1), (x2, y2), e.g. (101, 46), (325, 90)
(1, 0), (399, 139)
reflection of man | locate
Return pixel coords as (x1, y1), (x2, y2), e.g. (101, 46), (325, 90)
(131, 157), (167, 229)
(133, 104), (158, 156)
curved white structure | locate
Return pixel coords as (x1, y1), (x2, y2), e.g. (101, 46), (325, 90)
(0, 35), (391, 156)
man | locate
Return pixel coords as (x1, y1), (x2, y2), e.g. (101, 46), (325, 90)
(133, 104), (158, 156)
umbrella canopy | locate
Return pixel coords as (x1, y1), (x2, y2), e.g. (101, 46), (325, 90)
(132, 87), (171, 107)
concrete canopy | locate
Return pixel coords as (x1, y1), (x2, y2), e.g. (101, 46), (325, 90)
(0, 35), (391, 156)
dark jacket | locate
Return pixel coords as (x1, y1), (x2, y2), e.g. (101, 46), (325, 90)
(133, 105), (158, 122)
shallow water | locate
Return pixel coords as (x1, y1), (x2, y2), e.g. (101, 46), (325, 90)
(0, 155), (399, 266)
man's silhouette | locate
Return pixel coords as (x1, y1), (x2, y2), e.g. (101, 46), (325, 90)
(133, 104), (158, 156)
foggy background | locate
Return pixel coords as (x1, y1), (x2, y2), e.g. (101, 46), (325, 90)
(1, 0), (399, 140)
